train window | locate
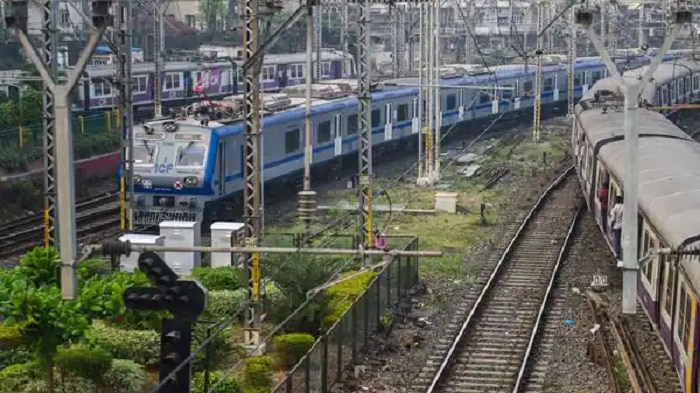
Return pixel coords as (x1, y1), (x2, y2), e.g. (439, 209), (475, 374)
(694, 75), (700, 91)
(289, 64), (304, 79)
(397, 104), (409, 122)
(591, 71), (602, 83)
(677, 283), (693, 348)
(165, 73), (181, 90)
(641, 230), (654, 283)
(131, 141), (158, 166)
(445, 94), (457, 111)
(175, 145), (206, 167)
(261, 65), (275, 82)
(371, 109), (381, 128)
(479, 89), (490, 104)
(346, 114), (358, 135)
(317, 120), (332, 144)
(574, 73), (582, 86)
(132, 76), (148, 94)
(502, 85), (513, 100)
(285, 129), (301, 154)
(522, 81), (533, 96)
(93, 80), (111, 97)
(678, 80), (684, 96)
(543, 77), (553, 92)
(662, 253), (675, 317)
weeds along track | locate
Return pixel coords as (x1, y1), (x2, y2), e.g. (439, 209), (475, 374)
(416, 167), (582, 393)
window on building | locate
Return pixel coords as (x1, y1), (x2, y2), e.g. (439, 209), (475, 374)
(289, 64), (304, 79)
(60, 7), (70, 26)
(285, 129), (301, 154)
(185, 15), (196, 28)
(371, 109), (381, 128)
(165, 73), (181, 90)
(397, 104), (409, 122)
(445, 94), (457, 111)
(322, 62), (331, 77)
(346, 114), (358, 135)
(94, 80), (111, 97)
(132, 76), (148, 94)
(317, 120), (332, 143)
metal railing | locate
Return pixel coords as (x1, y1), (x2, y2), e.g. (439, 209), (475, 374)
(272, 235), (420, 393)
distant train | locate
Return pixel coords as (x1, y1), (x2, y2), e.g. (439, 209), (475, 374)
(121, 53), (682, 226)
(574, 59), (700, 392)
(75, 50), (355, 115)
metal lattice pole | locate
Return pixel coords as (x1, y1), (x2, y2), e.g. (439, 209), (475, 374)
(357, 0), (373, 250)
(117, 0), (134, 232)
(417, 2), (423, 179)
(242, 0), (262, 347)
(340, 1), (348, 77)
(299, 0), (317, 235)
(391, 1), (399, 78)
(153, 0), (163, 117)
(397, 3), (405, 76)
(433, 0), (441, 180)
(314, 2), (322, 81)
(532, 0), (544, 142)
(567, 6), (576, 117)
(42, 0), (58, 248)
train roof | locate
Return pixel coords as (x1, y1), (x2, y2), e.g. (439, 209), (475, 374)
(575, 105), (700, 292)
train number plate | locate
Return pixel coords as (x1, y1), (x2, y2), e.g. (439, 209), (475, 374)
(134, 210), (198, 225)
(591, 274), (609, 288)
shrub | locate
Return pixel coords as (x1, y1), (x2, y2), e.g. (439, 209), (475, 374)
(193, 371), (243, 393)
(273, 333), (314, 369)
(192, 324), (238, 372)
(17, 246), (60, 287)
(243, 356), (273, 388)
(0, 324), (23, 349)
(192, 266), (244, 291)
(102, 359), (146, 393)
(321, 271), (378, 330)
(77, 258), (110, 281)
(0, 362), (39, 392)
(206, 289), (247, 320)
(54, 344), (113, 384)
(85, 321), (160, 366)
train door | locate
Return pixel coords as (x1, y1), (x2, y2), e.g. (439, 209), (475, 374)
(639, 223), (659, 306)
(412, 98), (419, 133)
(458, 89), (465, 121)
(553, 74), (559, 101)
(659, 249), (675, 351)
(593, 165), (609, 230)
(582, 71), (589, 94)
(674, 277), (697, 391)
(218, 142), (225, 195)
(384, 103), (393, 141)
(334, 113), (343, 156)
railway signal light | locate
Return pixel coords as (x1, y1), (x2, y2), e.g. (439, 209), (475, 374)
(138, 252), (179, 291)
(158, 318), (193, 393)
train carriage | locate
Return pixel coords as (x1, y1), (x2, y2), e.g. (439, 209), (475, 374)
(574, 59), (700, 392)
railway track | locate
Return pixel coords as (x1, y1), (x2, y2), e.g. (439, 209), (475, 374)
(414, 167), (581, 393)
(0, 192), (120, 258)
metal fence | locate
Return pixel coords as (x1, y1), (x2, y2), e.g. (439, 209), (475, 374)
(0, 111), (118, 149)
(272, 235), (420, 393)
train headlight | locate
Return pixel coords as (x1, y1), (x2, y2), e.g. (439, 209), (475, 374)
(184, 176), (199, 186)
(134, 174), (142, 184)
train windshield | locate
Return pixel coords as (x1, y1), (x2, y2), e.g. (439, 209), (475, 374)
(132, 141), (158, 166)
(175, 143), (206, 167)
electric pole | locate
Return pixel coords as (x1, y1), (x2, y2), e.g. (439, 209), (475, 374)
(299, 0), (317, 237)
(117, 0), (134, 233)
(532, 0), (544, 142)
(41, 0), (58, 249)
(357, 0), (373, 251)
(153, 0), (163, 118)
(314, 1), (322, 82)
(567, 6), (576, 118)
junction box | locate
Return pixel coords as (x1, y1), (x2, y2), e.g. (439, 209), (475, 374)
(117, 234), (165, 272)
(159, 221), (202, 275)
(209, 222), (245, 268)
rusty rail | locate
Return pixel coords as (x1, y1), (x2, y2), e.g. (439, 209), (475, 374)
(586, 299), (622, 393)
(611, 315), (657, 393)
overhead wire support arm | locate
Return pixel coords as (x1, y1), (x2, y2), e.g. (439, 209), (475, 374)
(6, 0), (112, 300)
(241, 4), (305, 71)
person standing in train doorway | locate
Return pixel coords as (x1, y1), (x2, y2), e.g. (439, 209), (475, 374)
(609, 195), (624, 264)
(598, 182), (609, 232)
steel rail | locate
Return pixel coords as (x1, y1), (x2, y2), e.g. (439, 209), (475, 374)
(424, 164), (575, 393)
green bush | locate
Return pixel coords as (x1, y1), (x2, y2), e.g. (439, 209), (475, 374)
(321, 271), (378, 330)
(77, 259), (111, 281)
(54, 344), (113, 383)
(0, 324), (23, 349)
(17, 246), (60, 287)
(0, 362), (39, 392)
(193, 371), (243, 393)
(243, 387), (271, 393)
(85, 321), (160, 366)
(192, 266), (245, 291)
(273, 333), (314, 369)
(192, 324), (239, 372)
(243, 356), (273, 388)
(102, 359), (146, 393)
(206, 289), (247, 320)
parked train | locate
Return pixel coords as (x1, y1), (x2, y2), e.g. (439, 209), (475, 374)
(121, 53), (685, 226)
(574, 59), (700, 391)
(75, 50), (355, 115)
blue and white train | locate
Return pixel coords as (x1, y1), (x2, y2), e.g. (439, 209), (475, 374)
(122, 54), (680, 225)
